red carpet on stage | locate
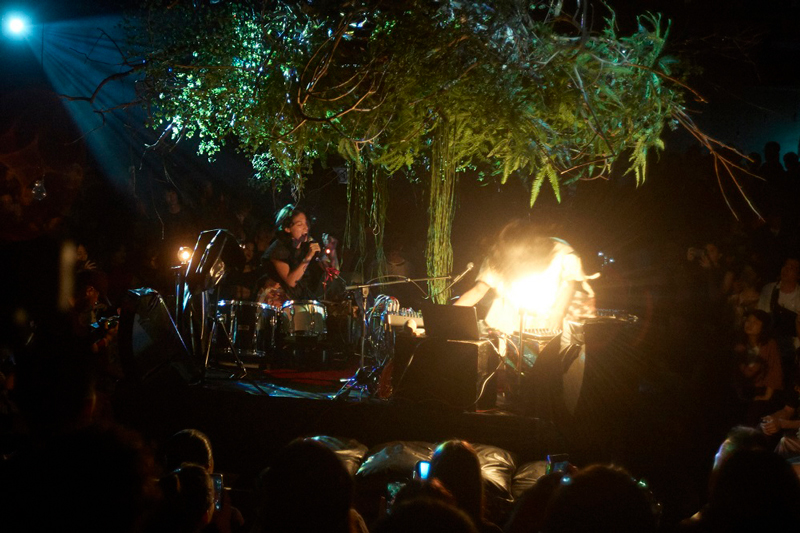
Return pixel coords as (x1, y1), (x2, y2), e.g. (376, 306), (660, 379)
(262, 367), (356, 386)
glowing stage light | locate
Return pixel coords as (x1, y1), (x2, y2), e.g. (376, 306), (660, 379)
(3, 12), (30, 38)
(8, 17), (24, 33)
(509, 269), (561, 319)
(178, 246), (193, 265)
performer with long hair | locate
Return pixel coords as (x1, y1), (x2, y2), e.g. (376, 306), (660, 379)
(455, 219), (597, 349)
(258, 204), (324, 301)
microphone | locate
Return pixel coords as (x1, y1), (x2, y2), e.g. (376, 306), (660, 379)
(304, 235), (322, 262)
(450, 262), (475, 286)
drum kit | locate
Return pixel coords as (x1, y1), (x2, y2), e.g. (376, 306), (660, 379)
(205, 276), (445, 400)
(208, 298), (345, 369)
(176, 230), (355, 376)
(176, 230), (466, 396)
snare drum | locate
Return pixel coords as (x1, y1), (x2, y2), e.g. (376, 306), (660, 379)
(217, 300), (278, 357)
(280, 300), (327, 340)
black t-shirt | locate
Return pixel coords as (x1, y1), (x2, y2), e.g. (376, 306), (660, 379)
(262, 235), (322, 300)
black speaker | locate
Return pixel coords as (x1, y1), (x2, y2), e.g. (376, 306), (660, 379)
(571, 319), (642, 411)
(118, 288), (200, 384)
(525, 318), (643, 460)
(392, 336), (500, 411)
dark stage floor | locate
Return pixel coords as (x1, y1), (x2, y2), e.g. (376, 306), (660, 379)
(113, 349), (564, 480)
(206, 358), (551, 446)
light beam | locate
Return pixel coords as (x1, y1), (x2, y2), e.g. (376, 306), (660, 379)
(3, 12), (30, 38)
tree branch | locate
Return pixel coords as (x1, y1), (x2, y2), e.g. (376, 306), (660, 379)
(59, 68), (140, 105)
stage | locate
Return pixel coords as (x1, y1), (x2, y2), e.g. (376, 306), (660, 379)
(110, 307), (721, 528)
(114, 288), (654, 481)
(113, 281), (729, 530)
(113, 356), (564, 480)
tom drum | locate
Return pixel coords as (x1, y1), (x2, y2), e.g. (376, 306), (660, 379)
(216, 300), (278, 357)
(280, 300), (327, 340)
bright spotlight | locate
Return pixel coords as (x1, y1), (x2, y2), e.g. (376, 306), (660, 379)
(178, 246), (193, 265)
(8, 17), (25, 35)
(9, 17), (24, 33)
(3, 12), (30, 38)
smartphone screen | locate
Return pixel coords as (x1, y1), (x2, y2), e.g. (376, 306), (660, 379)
(546, 454), (569, 475)
(415, 460), (431, 480)
(211, 473), (223, 510)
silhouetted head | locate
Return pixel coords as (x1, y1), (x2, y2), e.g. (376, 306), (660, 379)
(713, 425), (770, 471)
(430, 440), (485, 522)
(163, 429), (214, 473)
(504, 472), (564, 533)
(253, 438), (354, 533)
(375, 498), (479, 533)
(764, 141), (781, 162)
(392, 478), (457, 510)
(784, 152), (799, 171)
(4, 424), (159, 533)
(155, 463), (214, 533)
(706, 449), (800, 530)
(541, 464), (658, 533)
(12, 339), (97, 435)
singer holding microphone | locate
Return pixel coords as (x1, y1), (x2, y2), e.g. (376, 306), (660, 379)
(260, 204), (325, 300)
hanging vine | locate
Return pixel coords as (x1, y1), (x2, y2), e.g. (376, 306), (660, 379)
(370, 165), (388, 281)
(344, 161), (389, 281)
(345, 163), (369, 277)
(427, 117), (458, 304)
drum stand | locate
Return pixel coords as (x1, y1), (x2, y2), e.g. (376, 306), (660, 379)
(203, 311), (248, 379)
(333, 286), (378, 400)
(333, 275), (449, 401)
(333, 364), (387, 400)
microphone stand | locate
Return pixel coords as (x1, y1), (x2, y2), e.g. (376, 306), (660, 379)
(343, 275), (450, 292)
(334, 275), (450, 401)
(427, 263), (474, 301)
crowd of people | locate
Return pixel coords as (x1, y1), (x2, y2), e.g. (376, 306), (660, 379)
(4, 139), (800, 531)
(3, 375), (800, 533)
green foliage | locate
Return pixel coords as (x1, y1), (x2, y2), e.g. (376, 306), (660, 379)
(130, 0), (692, 281)
(133, 0), (686, 194)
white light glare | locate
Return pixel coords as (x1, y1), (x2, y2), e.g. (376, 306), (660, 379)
(3, 12), (30, 38)
(9, 17), (24, 33)
(510, 270), (560, 318)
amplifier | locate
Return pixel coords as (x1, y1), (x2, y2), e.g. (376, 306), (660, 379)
(392, 336), (500, 411)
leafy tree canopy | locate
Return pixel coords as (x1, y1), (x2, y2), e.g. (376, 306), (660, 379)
(130, 0), (691, 202)
(127, 0), (747, 299)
